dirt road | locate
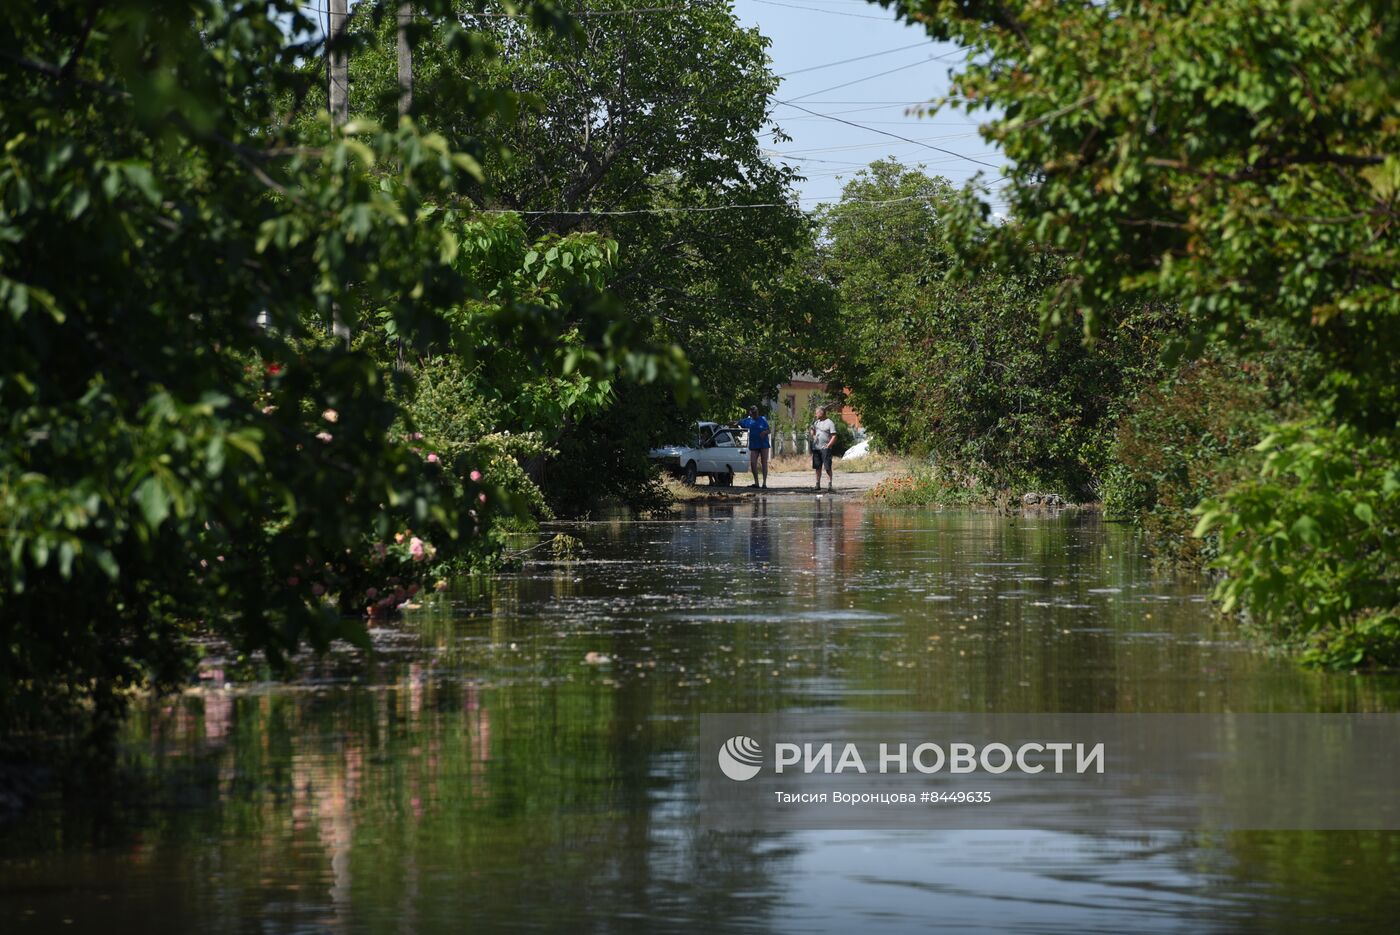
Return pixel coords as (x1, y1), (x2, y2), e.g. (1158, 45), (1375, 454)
(678, 466), (895, 499)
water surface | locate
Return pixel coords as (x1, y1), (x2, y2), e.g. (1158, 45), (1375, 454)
(3, 500), (1398, 932)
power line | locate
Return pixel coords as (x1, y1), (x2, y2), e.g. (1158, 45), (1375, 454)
(777, 117), (970, 125)
(776, 104), (958, 119)
(763, 152), (872, 166)
(298, 2), (702, 16)
(474, 192), (958, 216)
(751, 0), (900, 20)
(785, 55), (941, 103)
(785, 45), (964, 102)
(775, 100), (939, 104)
(776, 41), (928, 78)
(773, 99), (1001, 170)
(766, 130), (983, 154)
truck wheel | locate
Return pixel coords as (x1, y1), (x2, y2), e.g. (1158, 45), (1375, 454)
(683, 461), (698, 486)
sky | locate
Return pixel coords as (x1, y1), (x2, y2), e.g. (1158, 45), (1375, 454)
(295, 1), (1005, 211)
(730, 0), (1005, 210)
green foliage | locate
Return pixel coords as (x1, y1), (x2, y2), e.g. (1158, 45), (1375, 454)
(1104, 355), (1280, 564)
(867, 466), (987, 508)
(1195, 424), (1400, 668)
(398, 357), (554, 549)
(820, 160), (1170, 500)
(879, 0), (1399, 429)
(0, 0), (681, 737)
(876, 0), (1400, 665)
(540, 382), (673, 516)
(346, 0), (835, 508)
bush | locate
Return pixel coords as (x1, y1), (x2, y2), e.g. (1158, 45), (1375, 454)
(0, 2), (678, 745)
(539, 382), (673, 517)
(1195, 423), (1400, 668)
(868, 466), (992, 507)
(819, 161), (1173, 501)
(1103, 355), (1277, 564)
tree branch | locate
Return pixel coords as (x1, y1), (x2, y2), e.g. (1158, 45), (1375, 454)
(61, 1), (103, 79)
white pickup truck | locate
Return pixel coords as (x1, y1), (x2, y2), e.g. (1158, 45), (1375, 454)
(648, 421), (750, 486)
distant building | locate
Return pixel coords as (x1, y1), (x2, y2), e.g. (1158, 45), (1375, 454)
(773, 373), (862, 429)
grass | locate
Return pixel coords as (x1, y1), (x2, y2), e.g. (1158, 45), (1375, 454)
(867, 466), (1010, 509)
(768, 450), (913, 474)
(835, 451), (913, 474)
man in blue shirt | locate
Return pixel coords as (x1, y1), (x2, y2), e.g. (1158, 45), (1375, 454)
(737, 405), (771, 489)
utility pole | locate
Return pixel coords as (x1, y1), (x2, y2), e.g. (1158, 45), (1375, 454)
(328, 0), (350, 345)
(397, 3), (413, 118)
(393, 3), (413, 371)
(328, 0), (349, 127)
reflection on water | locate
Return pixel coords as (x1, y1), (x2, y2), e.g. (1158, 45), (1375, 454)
(2, 501), (1398, 932)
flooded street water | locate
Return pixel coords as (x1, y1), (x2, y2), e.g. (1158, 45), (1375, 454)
(3, 499), (1398, 933)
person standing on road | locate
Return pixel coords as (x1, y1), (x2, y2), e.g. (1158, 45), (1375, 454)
(810, 406), (837, 491)
(738, 405), (771, 489)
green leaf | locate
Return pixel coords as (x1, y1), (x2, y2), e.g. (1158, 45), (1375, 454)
(93, 548), (119, 581)
(135, 476), (172, 529)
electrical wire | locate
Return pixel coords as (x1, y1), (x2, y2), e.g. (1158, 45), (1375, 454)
(784, 56), (941, 103)
(765, 130), (983, 154)
(774, 99), (1001, 170)
(784, 45), (964, 103)
(474, 192), (962, 216)
(298, 2), (702, 17)
(751, 0), (900, 20)
(776, 41), (928, 78)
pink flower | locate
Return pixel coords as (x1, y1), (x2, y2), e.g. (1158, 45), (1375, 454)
(469, 470), (482, 482)
(427, 453), (440, 464)
(315, 431), (333, 443)
(365, 587), (378, 599)
(321, 408), (339, 423)
(311, 583), (325, 596)
(478, 492), (487, 503)
(412, 432), (424, 441)
(409, 537), (426, 561)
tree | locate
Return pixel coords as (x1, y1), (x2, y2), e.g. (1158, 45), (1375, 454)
(875, 0), (1399, 663)
(820, 160), (1168, 498)
(0, 0), (674, 737)
(876, 0), (1397, 425)
(345, 1), (834, 509)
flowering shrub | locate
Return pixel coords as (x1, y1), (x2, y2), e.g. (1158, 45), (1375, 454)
(281, 531), (440, 618)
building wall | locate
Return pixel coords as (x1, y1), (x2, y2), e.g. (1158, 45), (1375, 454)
(773, 376), (862, 430)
